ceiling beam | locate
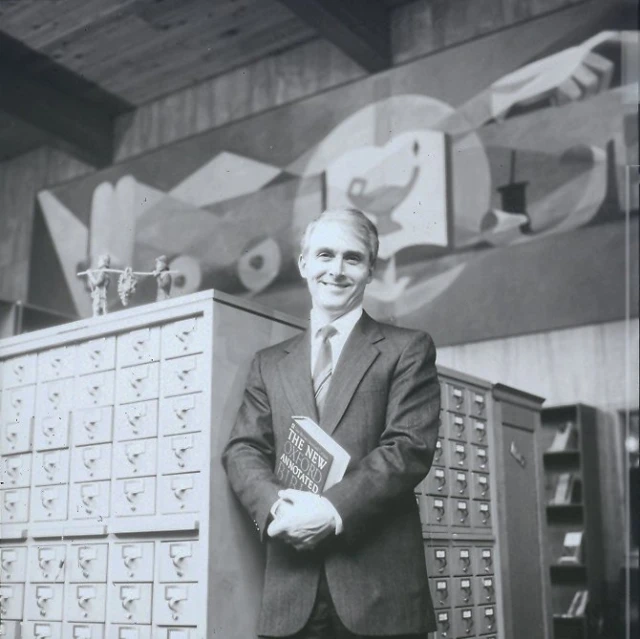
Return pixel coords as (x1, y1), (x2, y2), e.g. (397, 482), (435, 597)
(275, 0), (391, 73)
(0, 31), (131, 168)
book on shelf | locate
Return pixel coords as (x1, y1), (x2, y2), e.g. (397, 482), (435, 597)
(558, 531), (583, 564)
(548, 420), (577, 452)
(551, 472), (575, 505)
(275, 416), (351, 494)
(563, 589), (588, 617)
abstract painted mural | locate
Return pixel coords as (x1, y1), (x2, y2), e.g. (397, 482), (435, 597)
(30, 23), (639, 346)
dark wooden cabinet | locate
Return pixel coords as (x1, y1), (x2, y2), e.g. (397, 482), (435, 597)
(492, 384), (551, 639)
(540, 404), (605, 639)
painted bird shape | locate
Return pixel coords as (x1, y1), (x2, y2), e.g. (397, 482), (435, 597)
(347, 141), (421, 234)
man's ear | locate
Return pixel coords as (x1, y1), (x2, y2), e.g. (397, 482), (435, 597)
(366, 263), (374, 284)
(298, 253), (307, 278)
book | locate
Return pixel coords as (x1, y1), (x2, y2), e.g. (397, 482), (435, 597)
(548, 421), (576, 452)
(552, 472), (575, 505)
(275, 416), (351, 494)
(558, 531), (583, 564)
(564, 589), (588, 617)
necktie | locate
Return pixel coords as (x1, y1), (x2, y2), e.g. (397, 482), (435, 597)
(312, 325), (337, 419)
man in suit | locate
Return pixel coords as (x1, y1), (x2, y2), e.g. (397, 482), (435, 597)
(222, 208), (441, 638)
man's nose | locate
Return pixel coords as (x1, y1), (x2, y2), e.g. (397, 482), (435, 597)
(328, 257), (345, 276)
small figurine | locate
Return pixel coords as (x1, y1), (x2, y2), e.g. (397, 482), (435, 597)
(117, 267), (138, 306)
(153, 255), (172, 301)
(87, 254), (111, 316)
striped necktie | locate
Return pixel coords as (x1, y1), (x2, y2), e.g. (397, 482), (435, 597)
(312, 325), (337, 419)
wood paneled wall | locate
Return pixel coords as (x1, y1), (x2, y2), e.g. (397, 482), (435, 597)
(0, 147), (92, 301)
(438, 319), (639, 412)
(114, 0), (594, 159)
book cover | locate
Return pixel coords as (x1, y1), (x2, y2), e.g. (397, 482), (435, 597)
(565, 589), (588, 617)
(275, 416), (351, 494)
(558, 530), (583, 564)
(548, 421), (576, 452)
(552, 472), (575, 505)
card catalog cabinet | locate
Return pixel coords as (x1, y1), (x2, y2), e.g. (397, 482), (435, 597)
(421, 372), (549, 639)
(0, 291), (302, 639)
(0, 291), (549, 638)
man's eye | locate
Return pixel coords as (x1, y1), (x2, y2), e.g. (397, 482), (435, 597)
(346, 256), (361, 264)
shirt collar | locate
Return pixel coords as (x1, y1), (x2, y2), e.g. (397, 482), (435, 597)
(310, 306), (363, 339)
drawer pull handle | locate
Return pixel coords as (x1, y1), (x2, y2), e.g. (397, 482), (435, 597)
(433, 500), (444, 522)
(132, 336), (149, 357)
(41, 489), (57, 517)
(175, 324), (196, 348)
(38, 547), (57, 577)
(50, 356), (63, 374)
(474, 421), (486, 440)
(43, 455), (58, 480)
(124, 482), (144, 511)
(484, 608), (495, 630)
(483, 578), (495, 600)
(77, 586), (96, 617)
(87, 383), (102, 399)
(42, 419), (57, 441)
(6, 459), (21, 481)
(170, 544), (192, 577)
(126, 405), (146, 435)
(457, 502), (469, 522)
(82, 449), (99, 476)
(80, 486), (97, 514)
(83, 417), (98, 440)
(165, 586), (187, 621)
(47, 390), (61, 410)
(88, 348), (103, 367)
(456, 473), (467, 494)
(122, 545), (143, 577)
(36, 586), (53, 617)
(0, 588), (11, 616)
(78, 546), (96, 579)
(172, 445), (190, 468)
(4, 428), (18, 449)
(125, 445), (143, 470)
(120, 586), (140, 619)
(0, 552), (15, 574)
(461, 581), (472, 603)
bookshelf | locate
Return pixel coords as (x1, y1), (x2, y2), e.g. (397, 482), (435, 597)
(540, 404), (605, 639)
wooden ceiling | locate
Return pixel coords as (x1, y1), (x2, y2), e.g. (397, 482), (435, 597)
(0, 0), (411, 166)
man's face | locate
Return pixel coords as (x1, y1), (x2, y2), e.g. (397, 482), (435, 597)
(298, 219), (373, 319)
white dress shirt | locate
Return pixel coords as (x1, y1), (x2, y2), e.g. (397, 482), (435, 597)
(310, 305), (364, 376)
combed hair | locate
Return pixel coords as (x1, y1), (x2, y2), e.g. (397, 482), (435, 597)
(300, 208), (379, 266)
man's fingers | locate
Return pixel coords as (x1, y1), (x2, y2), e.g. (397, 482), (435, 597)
(278, 488), (307, 503)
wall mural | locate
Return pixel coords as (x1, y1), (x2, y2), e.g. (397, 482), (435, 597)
(30, 25), (639, 346)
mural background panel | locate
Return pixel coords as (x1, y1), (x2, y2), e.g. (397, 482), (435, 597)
(29, 20), (639, 346)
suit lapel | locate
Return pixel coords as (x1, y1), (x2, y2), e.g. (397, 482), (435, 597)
(322, 312), (384, 436)
(276, 332), (319, 423)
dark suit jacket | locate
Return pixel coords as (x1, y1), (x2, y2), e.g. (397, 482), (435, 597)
(222, 312), (441, 637)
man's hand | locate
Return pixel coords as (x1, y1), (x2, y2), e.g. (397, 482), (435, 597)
(267, 489), (337, 551)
